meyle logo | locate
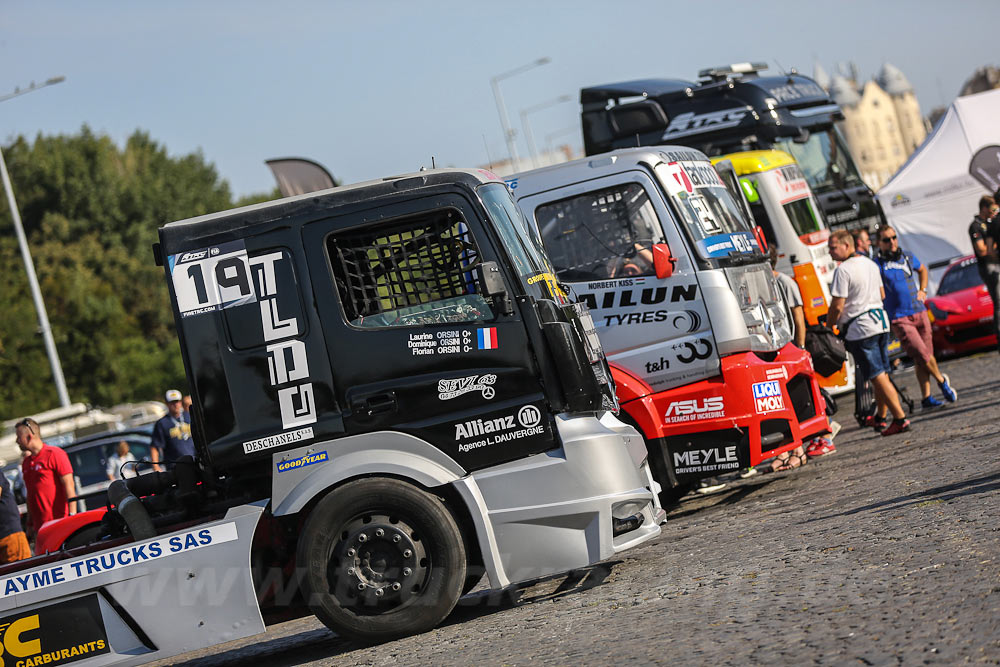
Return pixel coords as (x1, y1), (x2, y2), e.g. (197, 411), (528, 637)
(276, 451), (328, 473)
(752, 380), (785, 414)
(664, 397), (725, 424)
(673, 446), (738, 468)
(180, 250), (208, 262)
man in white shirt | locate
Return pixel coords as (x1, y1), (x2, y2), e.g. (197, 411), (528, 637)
(106, 440), (137, 480)
(826, 230), (911, 436)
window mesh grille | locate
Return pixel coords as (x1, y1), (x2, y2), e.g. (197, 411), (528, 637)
(328, 209), (483, 323)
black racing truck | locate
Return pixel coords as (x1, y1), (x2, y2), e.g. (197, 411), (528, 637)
(0, 169), (660, 661)
(580, 62), (886, 232)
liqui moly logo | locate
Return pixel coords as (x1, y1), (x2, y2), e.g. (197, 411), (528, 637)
(477, 327), (498, 350)
(752, 381), (785, 414)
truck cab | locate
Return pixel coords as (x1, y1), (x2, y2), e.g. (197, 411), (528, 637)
(2, 169), (661, 658)
(579, 63), (885, 233)
(711, 150), (854, 394)
(508, 148), (830, 498)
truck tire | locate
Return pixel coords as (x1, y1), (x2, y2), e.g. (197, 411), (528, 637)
(297, 478), (466, 643)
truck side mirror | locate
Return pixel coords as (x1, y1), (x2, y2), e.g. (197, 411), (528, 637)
(478, 261), (513, 314)
(753, 225), (768, 253)
(652, 243), (676, 279)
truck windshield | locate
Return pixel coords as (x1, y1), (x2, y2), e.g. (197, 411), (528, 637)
(532, 181), (665, 283)
(478, 183), (566, 303)
(774, 128), (864, 194)
(652, 161), (757, 259)
(783, 197), (823, 237)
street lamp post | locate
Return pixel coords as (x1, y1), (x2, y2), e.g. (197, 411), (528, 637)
(1, 76), (71, 408)
(545, 125), (581, 157)
(520, 94), (572, 168)
(490, 57), (551, 171)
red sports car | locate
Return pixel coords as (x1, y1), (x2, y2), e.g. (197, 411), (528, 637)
(926, 255), (998, 357)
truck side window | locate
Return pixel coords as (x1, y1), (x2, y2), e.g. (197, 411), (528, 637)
(327, 208), (494, 328)
(534, 183), (665, 282)
(749, 200), (778, 247)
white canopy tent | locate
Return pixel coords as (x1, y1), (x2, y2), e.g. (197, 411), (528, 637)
(877, 88), (1000, 287)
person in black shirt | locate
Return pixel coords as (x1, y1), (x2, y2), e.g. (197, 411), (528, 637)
(151, 389), (194, 471)
(0, 472), (30, 563)
(970, 195), (1000, 351)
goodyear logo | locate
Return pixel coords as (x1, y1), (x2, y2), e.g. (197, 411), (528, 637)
(276, 451), (328, 473)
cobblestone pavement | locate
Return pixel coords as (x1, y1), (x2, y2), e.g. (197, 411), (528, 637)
(165, 352), (1000, 666)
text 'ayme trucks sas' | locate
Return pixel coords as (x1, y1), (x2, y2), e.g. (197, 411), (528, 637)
(507, 147), (831, 500)
(711, 150), (854, 394)
(0, 169), (662, 662)
(580, 62), (885, 233)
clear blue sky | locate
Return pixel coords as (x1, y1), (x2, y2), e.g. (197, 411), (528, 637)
(2, 1), (997, 199)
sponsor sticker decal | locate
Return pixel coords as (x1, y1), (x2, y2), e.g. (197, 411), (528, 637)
(438, 374), (497, 401)
(673, 445), (739, 474)
(765, 366), (789, 381)
(243, 426), (314, 454)
(170, 240), (257, 318)
(664, 397), (725, 424)
(477, 327), (499, 350)
(752, 380), (785, 414)
(276, 450), (328, 473)
(578, 284), (698, 313)
(408, 330), (476, 356)
(0, 523), (238, 598)
(698, 232), (758, 258)
(660, 108), (749, 139)
(454, 405), (545, 453)
(0, 595), (110, 667)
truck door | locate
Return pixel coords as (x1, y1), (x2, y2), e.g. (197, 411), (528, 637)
(301, 192), (556, 471)
(755, 166), (835, 322)
(517, 170), (718, 393)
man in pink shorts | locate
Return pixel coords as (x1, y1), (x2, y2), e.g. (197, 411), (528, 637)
(874, 226), (958, 409)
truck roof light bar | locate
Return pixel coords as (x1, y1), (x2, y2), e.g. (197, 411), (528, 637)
(698, 62), (769, 82)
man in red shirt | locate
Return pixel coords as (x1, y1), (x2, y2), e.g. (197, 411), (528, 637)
(15, 418), (76, 537)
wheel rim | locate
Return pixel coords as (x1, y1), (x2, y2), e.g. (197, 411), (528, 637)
(328, 512), (429, 612)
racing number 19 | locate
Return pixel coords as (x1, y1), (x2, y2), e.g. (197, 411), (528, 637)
(186, 257), (253, 306)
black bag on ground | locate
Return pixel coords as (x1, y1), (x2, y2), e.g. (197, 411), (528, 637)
(819, 385), (838, 416)
(805, 324), (848, 377)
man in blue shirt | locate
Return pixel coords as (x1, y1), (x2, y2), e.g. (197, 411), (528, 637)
(151, 389), (195, 470)
(874, 227), (957, 409)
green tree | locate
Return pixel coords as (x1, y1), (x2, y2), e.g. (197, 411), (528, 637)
(0, 127), (280, 417)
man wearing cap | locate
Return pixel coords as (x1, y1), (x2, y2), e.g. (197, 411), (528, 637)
(151, 389), (194, 471)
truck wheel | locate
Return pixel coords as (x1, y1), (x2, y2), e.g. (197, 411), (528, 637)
(297, 478), (466, 643)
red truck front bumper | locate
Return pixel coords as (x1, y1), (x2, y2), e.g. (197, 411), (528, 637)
(615, 343), (829, 487)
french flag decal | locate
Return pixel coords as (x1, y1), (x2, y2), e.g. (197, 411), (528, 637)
(477, 327), (499, 350)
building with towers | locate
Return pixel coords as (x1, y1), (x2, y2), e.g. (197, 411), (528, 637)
(813, 62), (928, 190)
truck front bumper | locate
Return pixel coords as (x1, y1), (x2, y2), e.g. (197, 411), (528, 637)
(453, 412), (661, 589)
(622, 343), (830, 486)
(0, 503), (266, 666)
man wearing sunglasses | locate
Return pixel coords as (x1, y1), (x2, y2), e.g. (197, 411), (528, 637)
(827, 230), (911, 436)
(875, 226), (957, 409)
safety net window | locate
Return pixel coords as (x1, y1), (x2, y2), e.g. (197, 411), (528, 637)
(327, 208), (494, 328)
(534, 182), (664, 282)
